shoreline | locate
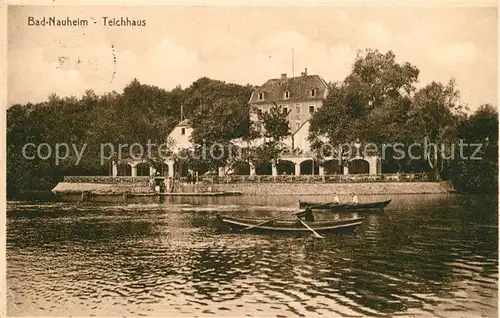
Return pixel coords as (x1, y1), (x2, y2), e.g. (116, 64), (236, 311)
(207, 181), (453, 196)
(41, 180), (455, 203)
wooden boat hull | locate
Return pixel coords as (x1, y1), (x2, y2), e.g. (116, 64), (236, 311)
(217, 215), (363, 235)
(299, 199), (391, 212)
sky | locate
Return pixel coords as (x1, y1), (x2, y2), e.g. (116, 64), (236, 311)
(7, 5), (498, 111)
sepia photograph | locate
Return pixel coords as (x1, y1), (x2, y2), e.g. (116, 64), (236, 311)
(4, 2), (499, 317)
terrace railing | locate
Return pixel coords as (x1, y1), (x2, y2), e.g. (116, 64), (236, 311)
(63, 176), (150, 185)
(199, 173), (437, 184)
(63, 173), (437, 185)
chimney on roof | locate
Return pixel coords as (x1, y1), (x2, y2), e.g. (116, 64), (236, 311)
(301, 68), (308, 76)
(281, 73), (287, 80)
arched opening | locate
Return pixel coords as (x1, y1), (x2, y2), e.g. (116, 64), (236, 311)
(300, 159), (319, 175)
(233, 161), (250, 175)
(277, 160), (295, 175)
(255, 162), (272, 175)
(348, 159), (370, 174)
(323, 159), (342, 175)
(136, 162), (150, 176)
(154, 162), (168, 176)
(118, 163), (131, 176)
(174, 161), (189, 177)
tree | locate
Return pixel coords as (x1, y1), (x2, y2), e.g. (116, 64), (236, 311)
(6, 77), (256, 196)
(255, 103), (291, 142)
(450, 104), (498, 193)
(309, 49), (420, 170)
(190, 98), (251, 144)
(310, 49), (420, 142)
(182, 77), (254, 120)
(247, 141), (282, 169)
(177, 78), (254, 175)
(349, 49), (419, 107)
(247, 104), (291, 168)
(406, 79), (467, 177)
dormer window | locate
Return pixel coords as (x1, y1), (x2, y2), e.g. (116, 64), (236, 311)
(258, 92), (264, 100)
(310, 89), (316, 97)
(284, 91), (290, 99)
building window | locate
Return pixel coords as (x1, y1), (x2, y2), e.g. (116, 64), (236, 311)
(258, 92), (264, 100)
(283, 106), (288, 114)
(310, 89), (316, 97)
(284, 91), (290, 99)
(295, 120), (301, 130)
(295, 104), (301, 113)
(309, 105), (315, 114)
(181, 128), (186, 135)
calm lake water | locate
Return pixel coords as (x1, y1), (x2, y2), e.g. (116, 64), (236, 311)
(7, 194), (498, 317)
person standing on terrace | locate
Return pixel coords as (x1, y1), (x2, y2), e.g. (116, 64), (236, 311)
(334, 195), (340, 204)
(352, 193), (359, 204)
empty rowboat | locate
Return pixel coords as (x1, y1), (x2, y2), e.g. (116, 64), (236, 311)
(216, 214), (363, 235)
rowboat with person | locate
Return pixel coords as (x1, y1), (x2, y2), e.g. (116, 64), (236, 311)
(298, 198), (392, 212)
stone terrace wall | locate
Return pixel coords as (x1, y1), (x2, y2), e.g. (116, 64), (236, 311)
(64, 176), (149, 186)
(211, 182), (453, 195)
(59, 176), (453, 195)
(53, 182), (153, 195)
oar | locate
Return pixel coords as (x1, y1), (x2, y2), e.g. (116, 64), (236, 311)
(240, 210), (301, 232)
(295, 216), (324, 239)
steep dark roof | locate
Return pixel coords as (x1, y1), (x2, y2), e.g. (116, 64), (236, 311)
(249, 74), (328, 104)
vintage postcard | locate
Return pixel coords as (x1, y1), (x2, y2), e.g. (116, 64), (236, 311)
(3, 2), (498, 317)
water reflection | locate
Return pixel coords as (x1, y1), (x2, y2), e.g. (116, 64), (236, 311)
(7, 194), (498, 317)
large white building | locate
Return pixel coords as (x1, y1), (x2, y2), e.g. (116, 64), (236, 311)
(247, 69), (380, 176)
(112, 70), (381, 177)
